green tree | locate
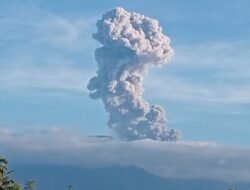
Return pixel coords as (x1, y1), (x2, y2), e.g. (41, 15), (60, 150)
(0, 157), (21, 190)
(24, 180), (35, 190)
(68, 185), (73, 190)
(7, 184), (21, 190)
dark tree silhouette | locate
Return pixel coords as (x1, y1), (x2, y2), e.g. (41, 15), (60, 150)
(68, 185), (73, 190)
(24, 180), (35, 190)
(0, 157), (21, 190)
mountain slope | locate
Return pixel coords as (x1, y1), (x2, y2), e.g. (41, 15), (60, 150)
(12, 165), (248, 190)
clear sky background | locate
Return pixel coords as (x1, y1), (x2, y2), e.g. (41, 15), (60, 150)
(0, 0), (250, 146)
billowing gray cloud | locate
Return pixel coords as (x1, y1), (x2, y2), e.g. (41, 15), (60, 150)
(1, 127), (250, 182)
(87, 7), (179, 141)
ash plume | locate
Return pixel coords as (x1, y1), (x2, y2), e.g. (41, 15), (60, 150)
(87, 7), (180, 141)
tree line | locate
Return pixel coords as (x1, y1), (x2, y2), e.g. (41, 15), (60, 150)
(0, 156), (72, 190)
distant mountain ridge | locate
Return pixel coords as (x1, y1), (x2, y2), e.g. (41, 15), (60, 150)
(12, 165), (250, 190)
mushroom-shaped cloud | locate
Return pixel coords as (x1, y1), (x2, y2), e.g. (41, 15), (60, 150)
(88, 7), (179, 141)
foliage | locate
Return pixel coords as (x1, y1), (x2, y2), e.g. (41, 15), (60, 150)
(24, 180), (35, 190)
(68, 185), (73, 190)
(0, 156), (79, 190)
(0, 157), (21, 190)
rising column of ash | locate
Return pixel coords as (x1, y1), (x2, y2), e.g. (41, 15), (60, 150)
(87, 7), (180, 141)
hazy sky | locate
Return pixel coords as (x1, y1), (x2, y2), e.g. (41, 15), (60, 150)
(0, 0), (250, 146)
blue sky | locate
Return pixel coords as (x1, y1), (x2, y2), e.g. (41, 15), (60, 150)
(0, 0), (250, 146)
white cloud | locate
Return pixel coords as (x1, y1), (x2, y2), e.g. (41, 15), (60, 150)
(1, 127), (250, 182)
(0, 3), (97, 94)
(0, 2), (97, 50)
(0, 66), (92, 93)
(146, 74), (250, 104)
(145, 41), (250, 105)
(34, 15), (96, 50)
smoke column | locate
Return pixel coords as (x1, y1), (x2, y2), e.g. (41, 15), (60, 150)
(87, 7), (180, 141)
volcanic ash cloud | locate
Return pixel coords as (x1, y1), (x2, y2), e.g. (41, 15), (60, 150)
(87, 7), (180, 141)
